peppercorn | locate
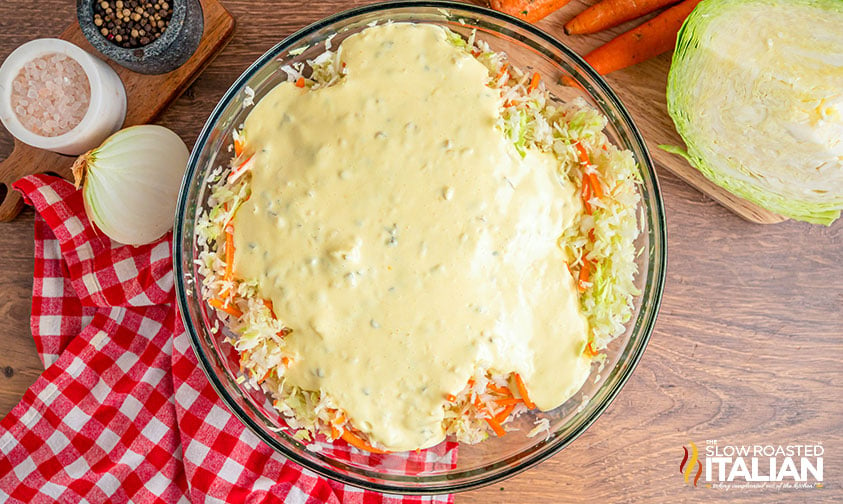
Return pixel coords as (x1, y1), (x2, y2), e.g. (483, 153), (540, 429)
(91, 0), (173, 49)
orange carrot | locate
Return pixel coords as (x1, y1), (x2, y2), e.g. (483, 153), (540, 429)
(486, 382), (513, 397)
(495, 397), (523, 406)
(585, 341), (600, 358)
(584, 0), (704, 75)
(578, 261), (592, 292)
(263, 299), (275, 317)
(258, 370), (271, 384)
(485, 416), (507, 437)
(495, 403), (517, 424)
(565, 0), (679, 35)
(575, 142), (590, 166)
(513, 373), (536, 410)
(224, 226), (235, 281)
(489, 0), (573, 23)
(496, 62), (510, 81)
(577, 143), (606, 203)
(527, 72), (541, 93)
(581, 174), (593, 214)
(228, 154), (255, 184)
(589, 173), (604, 199)
(209, 297), (242, 318)
(445, 393), (457, 402)
(295, 77), (305, 88)
(341, 430), (388, 454)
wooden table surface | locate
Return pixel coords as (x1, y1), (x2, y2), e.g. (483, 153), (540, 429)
(1, 1), (840, 502)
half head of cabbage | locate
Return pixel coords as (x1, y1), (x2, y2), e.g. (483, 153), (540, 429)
(665, 0), (843, 225)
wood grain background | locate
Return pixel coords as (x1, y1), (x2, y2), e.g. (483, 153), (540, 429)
(1, 1), (840, 502)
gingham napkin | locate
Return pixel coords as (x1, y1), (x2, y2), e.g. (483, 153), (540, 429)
(0, 174), (455, 503)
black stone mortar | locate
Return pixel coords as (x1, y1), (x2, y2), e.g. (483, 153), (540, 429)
(77, 0), (204, 75)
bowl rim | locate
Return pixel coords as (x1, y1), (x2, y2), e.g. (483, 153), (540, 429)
(174, 0), (666, 495)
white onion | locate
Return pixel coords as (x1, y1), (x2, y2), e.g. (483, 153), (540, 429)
(72, 124), (189, 246)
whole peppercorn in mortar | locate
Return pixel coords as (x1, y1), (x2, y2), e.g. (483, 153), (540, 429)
(92, 0), (174, 49)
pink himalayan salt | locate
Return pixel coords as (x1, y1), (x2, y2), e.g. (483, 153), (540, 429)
(10, 53), (91, 137)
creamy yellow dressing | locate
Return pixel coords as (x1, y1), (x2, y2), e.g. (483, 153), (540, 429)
(232, 23), (591, 451)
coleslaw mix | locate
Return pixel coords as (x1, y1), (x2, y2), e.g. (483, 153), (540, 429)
(194, 25), (641, 452)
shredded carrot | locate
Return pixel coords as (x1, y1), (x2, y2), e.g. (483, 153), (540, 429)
(581, 174), (593, 214)
(331, 425), (340, 439)
(281, 356), (291, 367)
(485, 415), (507, 437)
(578, 261), (592, 292)
(233, 138), (244, 157)
(588, 173), (604, 199)
(445, 393), (457, 402)
(258, 370), (271, 384)
(565, 261), (573, 276)
(341, 430), (388, 454)
(209, 297), (242, 318)
(227, 155), (255, 184)
(495, 397), (523, 406)
(495, 403), (517, 424)
(263, 299), (275, 318)
(576, 144), (604, 199)
(295, 77), (305, 88)
(224, 226), (235, 281)
(585, 341), (600, 358)
(486, 382), (513, 397)
(513, 373), (536, 410)
(496, 62), (510, 81)
(588, 228), (596, 243)
(575, 142), (590, 166)
(527, 72), (541, 93)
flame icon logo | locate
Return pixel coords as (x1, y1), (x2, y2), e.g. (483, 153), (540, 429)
(680, 441), (703, 487)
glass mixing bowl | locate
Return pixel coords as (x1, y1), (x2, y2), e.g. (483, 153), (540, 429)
(174, 0), (666, 494)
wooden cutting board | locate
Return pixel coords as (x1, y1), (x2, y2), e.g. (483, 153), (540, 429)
(0, 0), (235, 222)
(539, 1), (787, 224)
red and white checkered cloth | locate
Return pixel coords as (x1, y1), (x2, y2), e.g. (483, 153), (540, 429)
(0, 174), (455, 503)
